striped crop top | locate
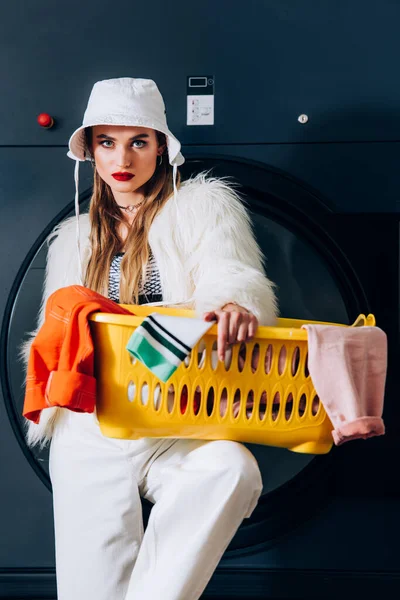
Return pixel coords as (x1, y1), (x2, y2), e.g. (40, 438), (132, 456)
(108, 247), (163, 305)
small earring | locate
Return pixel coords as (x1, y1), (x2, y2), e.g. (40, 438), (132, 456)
(158, 154), (163, 166)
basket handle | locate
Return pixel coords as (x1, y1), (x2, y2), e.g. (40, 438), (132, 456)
(351, 313), (376, 327)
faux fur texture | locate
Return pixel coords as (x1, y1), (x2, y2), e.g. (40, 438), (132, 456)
(20, 170), (279, 449)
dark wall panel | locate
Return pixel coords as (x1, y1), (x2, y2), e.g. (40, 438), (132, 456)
(2, 1), (400, 146)
(1, 0), (399, 597)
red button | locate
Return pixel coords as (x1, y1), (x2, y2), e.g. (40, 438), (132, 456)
(37, 113), (54, 128)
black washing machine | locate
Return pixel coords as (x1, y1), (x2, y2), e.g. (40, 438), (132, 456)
(2, 155), (398, 598)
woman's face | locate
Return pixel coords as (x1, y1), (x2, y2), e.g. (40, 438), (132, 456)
(91, 125), (165, 201)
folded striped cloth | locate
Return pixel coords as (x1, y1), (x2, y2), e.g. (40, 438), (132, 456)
(126, 313), (215, 382)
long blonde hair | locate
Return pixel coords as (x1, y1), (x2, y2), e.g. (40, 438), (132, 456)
(83, 126), (181, 303)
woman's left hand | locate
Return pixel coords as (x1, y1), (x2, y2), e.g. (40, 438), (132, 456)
(203, 303), (259, 361)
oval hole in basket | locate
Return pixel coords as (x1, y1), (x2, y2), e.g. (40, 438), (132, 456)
(272, 392), (281, 421)
(130, 356), (137, 366)
(251, 344), (260, 373)
(180, 384), (189, 414)
(211, 341), (218, 370)
(140, 382), (149, 406)
(285, 392), (294, 421)
(264, 344), (273, 374)
(167, 384), (175, 413)
(127, 381), (136, 403)
(183, 354), (191, 368)
(238, 343), (246, 373)
(224, 348), (233, 371)
(311, 394), (320, 416)
(298, 393), (307, 417)
(259, 391), (267, 421)
(291, 347), (300, 376)
(246, 390), (255, 420)
(197, 348), (206, 369)
(194, 385), (201, 415)
(304, 353), (310, 378)
(153, 383), (162, 411)
(219, 387), (228, 417)
(206, 387), (215, 416)
(278, 345), (287, 375)
(232, 389), (241, 418)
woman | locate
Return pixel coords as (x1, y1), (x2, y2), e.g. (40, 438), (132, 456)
(22, 77), (278, 600)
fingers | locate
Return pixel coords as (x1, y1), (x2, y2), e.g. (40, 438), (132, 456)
(246, 315), (258, 340)
(236, 313), (257, 343)
(228, 311), (242, 344)
(204, 308), (259, 362)
(203, 311), (217, 321)
(237, 317), (249, 342)
(217, 311), (229, 361)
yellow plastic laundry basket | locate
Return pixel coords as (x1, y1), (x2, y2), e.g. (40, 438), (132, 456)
(88, 307), (376, 455)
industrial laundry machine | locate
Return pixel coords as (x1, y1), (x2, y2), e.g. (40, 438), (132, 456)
(0, 1), (399, 598)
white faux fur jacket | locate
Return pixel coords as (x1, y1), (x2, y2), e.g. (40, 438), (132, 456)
(22, 171), (279, 449)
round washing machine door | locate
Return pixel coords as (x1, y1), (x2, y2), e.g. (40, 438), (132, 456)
(1, 157), (371, 555)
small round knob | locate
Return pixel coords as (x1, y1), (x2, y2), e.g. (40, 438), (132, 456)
(37, 113), (54, 128)
(298, 114), (309, 124)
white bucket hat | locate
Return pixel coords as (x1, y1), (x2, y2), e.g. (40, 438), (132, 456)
(66, 77), (185, 282)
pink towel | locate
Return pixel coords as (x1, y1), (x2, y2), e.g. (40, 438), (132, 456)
(301, 324), (387, 445)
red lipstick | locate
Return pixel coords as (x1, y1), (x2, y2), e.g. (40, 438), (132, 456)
(112, 172), (134, 181)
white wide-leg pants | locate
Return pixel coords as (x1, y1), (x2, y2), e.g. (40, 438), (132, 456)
(49, 409), (263, 600)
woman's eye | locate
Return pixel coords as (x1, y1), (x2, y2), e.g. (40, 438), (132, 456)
(133, 140), (146, 148)
(99, 140), (146, 148)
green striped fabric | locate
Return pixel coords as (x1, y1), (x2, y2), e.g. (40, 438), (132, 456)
(126, 313), (215, 383)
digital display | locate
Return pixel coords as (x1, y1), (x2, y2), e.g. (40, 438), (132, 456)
(189, 77), (207, 87)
